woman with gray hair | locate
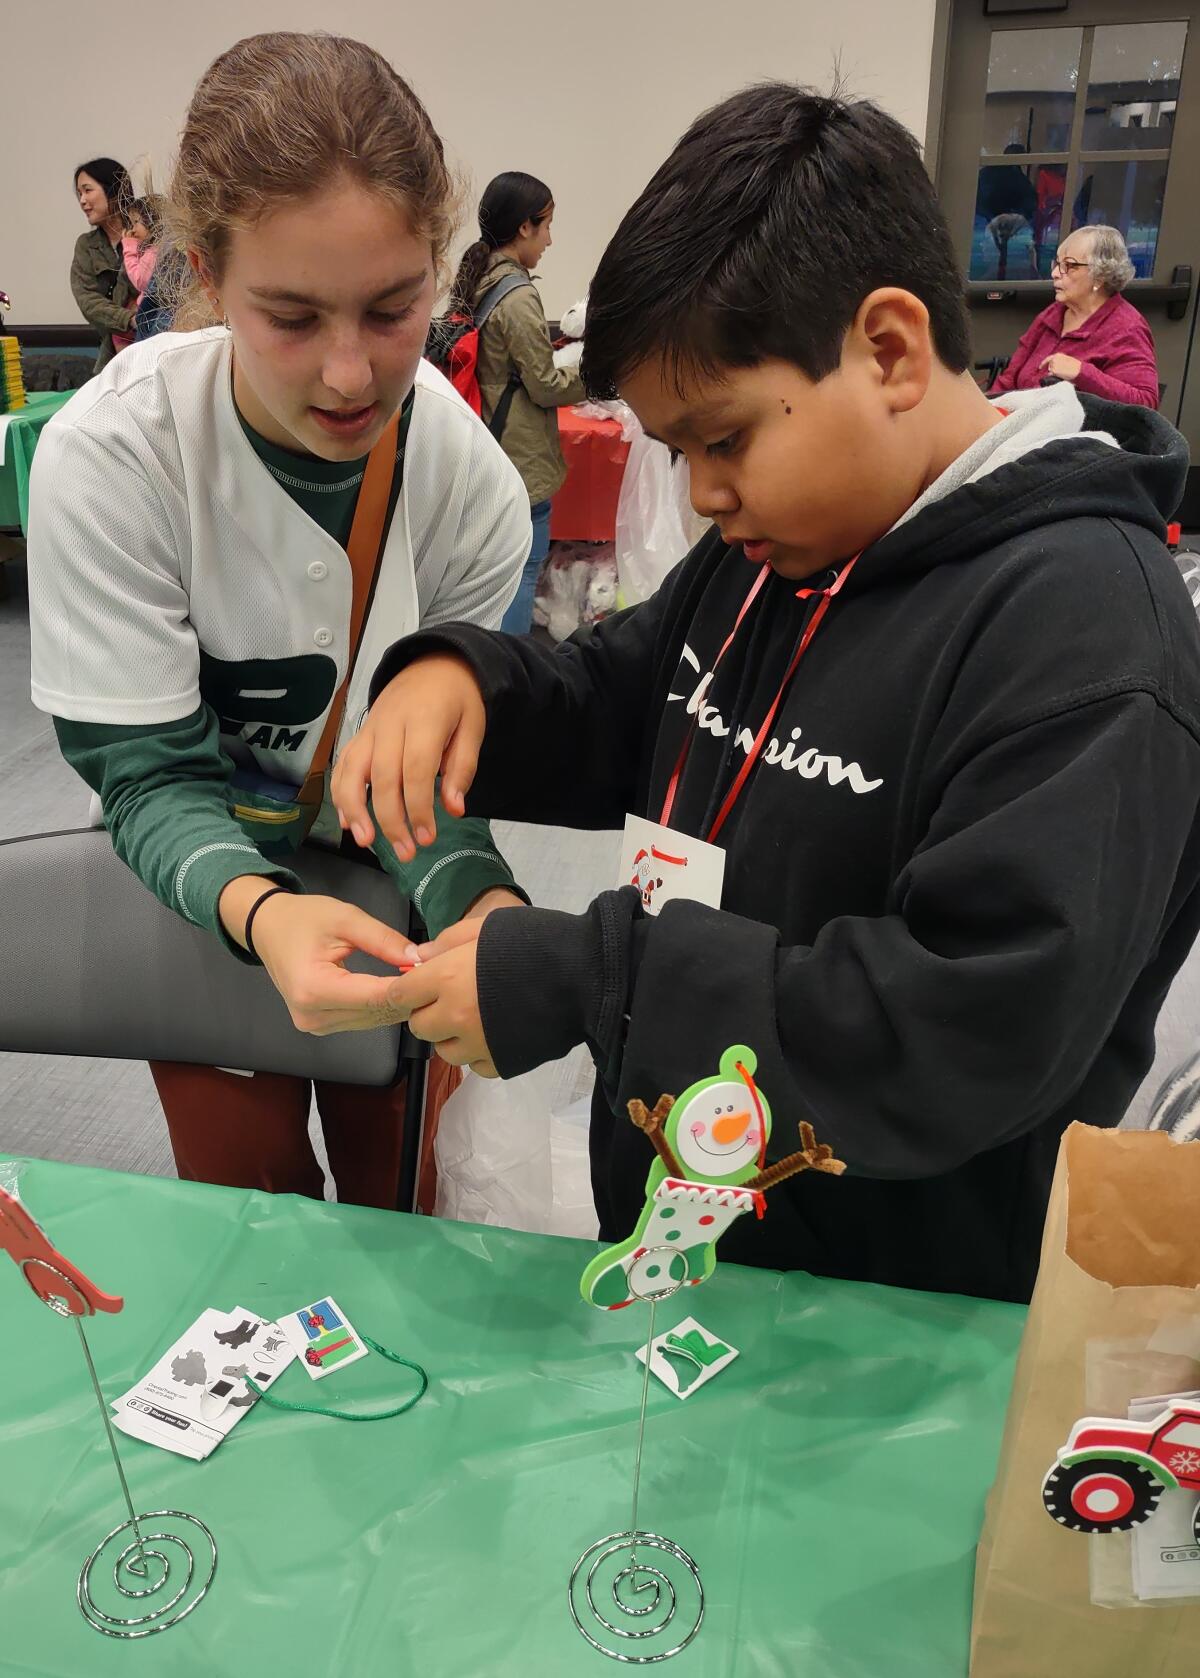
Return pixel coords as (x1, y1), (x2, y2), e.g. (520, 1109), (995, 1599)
(989, 225), (1159, 408)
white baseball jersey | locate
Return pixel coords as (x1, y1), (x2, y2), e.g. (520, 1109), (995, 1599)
(27, 329), (530, 786)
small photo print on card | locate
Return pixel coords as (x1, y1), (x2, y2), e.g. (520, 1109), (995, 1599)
(281, 1296), (370, 1381)
(617, 815), (725, 916)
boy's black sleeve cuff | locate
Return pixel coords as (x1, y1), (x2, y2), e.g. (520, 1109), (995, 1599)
(369, 626), (512, 710)
(475, 890), (641, 1079)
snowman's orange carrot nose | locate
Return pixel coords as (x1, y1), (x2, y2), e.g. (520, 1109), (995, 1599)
(712, 1111), (751, 1145)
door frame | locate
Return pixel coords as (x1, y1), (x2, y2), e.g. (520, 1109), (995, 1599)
(923, 0), (956, 184)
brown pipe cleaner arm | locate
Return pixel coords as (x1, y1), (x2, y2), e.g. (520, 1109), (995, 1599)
(743, 1121), (846, 1193)
(627, 1094), (683, 1179)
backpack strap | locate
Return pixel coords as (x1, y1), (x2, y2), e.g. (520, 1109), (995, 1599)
(487, 375), (524, 444)
(473, 271), (535, 444)
(473, 269), (532, 329)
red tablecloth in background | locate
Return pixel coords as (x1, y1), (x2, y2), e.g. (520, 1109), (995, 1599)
(550, 407), (630, 542)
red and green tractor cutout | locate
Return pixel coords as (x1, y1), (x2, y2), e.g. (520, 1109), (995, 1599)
(1042, 1401), (1200, 1540)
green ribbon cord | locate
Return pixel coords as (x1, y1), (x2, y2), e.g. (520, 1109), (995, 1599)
(244, 1334), (428, 1422)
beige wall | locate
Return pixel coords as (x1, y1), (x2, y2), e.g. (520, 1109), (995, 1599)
(6, 0), (937, 326)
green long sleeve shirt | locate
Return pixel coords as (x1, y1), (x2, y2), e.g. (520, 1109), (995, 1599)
(55, 397), (523, 959)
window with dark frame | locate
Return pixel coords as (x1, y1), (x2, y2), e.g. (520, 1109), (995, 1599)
(970, 20), (1186, 283)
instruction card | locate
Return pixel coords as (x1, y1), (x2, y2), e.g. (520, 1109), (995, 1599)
(111, 1306), (296, 1461)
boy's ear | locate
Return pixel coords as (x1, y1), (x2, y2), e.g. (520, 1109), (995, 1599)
(848, 287), (933, 415)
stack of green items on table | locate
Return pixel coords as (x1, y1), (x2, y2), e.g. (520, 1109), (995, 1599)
(1, 335), (25, 413)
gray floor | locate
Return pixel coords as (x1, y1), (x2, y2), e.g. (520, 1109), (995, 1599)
(1, 543), (1197, 1186)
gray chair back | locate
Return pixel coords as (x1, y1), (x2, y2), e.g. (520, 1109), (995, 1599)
(0, 829), (407, 1085)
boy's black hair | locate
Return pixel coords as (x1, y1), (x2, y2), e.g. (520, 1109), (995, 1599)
(581, 85), (971, 398)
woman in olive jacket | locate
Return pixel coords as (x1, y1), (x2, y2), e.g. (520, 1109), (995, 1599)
(71, 158), (137, 371)
(452, 172), (584, 632)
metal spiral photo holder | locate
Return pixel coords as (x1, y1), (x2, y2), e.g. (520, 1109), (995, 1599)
(1, 1188), (217, 1639)
(569, 1248), (705, 1664)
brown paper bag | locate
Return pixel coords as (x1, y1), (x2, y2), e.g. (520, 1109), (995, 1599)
(971, 1123), (1200, 1677)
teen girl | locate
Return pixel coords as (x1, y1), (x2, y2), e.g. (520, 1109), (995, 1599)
(29, 33), (531, 1207)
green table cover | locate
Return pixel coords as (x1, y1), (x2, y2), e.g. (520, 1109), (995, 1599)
(0, 1156), (1023, 1676)
(0, 390), (74, 535)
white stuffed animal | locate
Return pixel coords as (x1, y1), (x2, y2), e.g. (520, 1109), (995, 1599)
(559, 297), (587, 340)
(534, 543), (618, 642)
(582, 557), (619, 625)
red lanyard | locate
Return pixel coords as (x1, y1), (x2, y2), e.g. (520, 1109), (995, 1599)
(660, 555), (860, 845)
(734, 1055), (769, 1217)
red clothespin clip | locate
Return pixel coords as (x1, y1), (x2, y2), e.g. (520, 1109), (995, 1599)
(0, 1184), (123, 1316)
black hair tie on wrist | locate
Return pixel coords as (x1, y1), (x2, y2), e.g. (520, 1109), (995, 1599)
(244, 885), (292, 962)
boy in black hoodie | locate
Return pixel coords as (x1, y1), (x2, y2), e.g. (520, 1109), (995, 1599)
(332, 85), (1200, 1303)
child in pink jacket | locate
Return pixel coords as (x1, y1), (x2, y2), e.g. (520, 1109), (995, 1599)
(113, 198), (161, 354)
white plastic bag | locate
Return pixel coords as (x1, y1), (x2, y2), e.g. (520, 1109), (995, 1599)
(572, 398), (629, 424)
(614, 415), (709, 604)
(434, 1066), (554, 1235)
(433, 1052), (599, 1239)
(547, 1095), (599, 1240)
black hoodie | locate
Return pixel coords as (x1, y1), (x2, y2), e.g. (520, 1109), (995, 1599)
(371, 394), (1200, 1303)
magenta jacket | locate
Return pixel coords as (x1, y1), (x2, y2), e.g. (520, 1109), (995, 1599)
(989, 293), (1160, 408)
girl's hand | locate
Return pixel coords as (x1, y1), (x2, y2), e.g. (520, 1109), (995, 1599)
(1040, 352), (1082, 382)
(332, 654), (486, 862)
(219, 878), (416, 1035)
(386, 918), (496, 1076)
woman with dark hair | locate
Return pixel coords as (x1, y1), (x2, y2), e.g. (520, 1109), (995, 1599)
(71, 158), (137, 370)
(452, 172), (584, 632)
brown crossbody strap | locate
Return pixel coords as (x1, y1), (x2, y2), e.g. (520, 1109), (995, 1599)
(297, 410), (400, 816)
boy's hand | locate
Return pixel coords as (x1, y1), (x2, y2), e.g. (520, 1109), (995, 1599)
(332, 654), (486, 863)
(218, 878), (415, 1036)
(463, 887), (525, 921)
(387, 919), (496, 1076)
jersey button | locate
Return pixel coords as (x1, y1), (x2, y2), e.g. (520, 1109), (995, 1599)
(313, 627), (333, 647)
(307, 560), (329, 581)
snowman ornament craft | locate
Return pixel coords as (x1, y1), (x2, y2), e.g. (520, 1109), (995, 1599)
(581, 1045), (845, 1310)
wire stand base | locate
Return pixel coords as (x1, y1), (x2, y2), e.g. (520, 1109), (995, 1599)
(78, 1509), (218, 1638)
(570, 1250), (703, 1662)
(569, 1530), (704, 1663)
(21, 1272), (220, 1640)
